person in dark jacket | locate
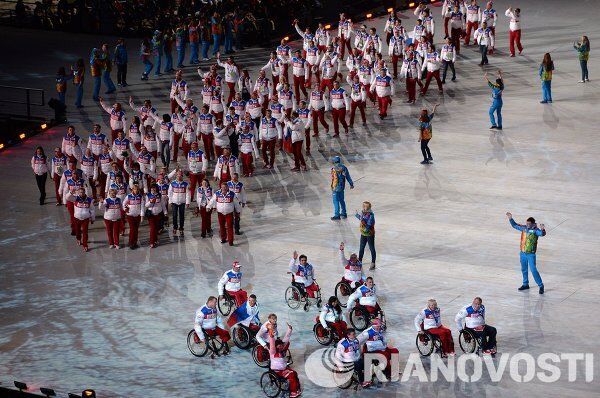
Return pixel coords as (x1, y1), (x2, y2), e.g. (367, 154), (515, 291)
(114, 38), (128, 87)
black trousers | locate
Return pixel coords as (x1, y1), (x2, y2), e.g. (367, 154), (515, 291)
(359, 234), (376, 263)
(171, 203), (186, 230)
(234, 211), (241, 233)
(442, 60), (456, 82)
(354, 358), (365, 383)
(479, 45), (489, 65)
(116, 63), (128, 85)
(35, 173), (47, 204)
(229, 133), (240, 157)
(421, 139), (432, 160)
(468, 325), (497, 351)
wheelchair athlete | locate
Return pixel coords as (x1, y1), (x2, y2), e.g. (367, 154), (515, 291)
(217, 261), (247, 307)
(335, 328), (371, 388)
(339, 242), (366, 290)
(346, 277), (382, 317)
(414, 298), (455, 357)
(255, 313), (280, 363)
(289, 250), (320, 298)
(194, 296), (231, 354)
(227, 294), (261, 333)
(318, 296), (348, 342)
(268, 323), (302, 397)
(455, 296), (497, 354)
(358, 318), (399, 379)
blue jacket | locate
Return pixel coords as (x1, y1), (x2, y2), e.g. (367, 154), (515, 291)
(330, 158), (353, 192)
(114, 44), (128, 65)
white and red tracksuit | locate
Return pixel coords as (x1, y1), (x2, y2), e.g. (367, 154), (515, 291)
(217, 60), (240, 104)
(464, 4), (481, 45)
(129, 100), (159, 128)
(329, 88), (350, 135)
(87, 133), (108, 158)
(144, 193), (166, 246)
(505, 8), (523, 56)
(196, 185), (213, 236)
(358, 65), (375, 103)
(261, 58), (283, 95)
(66, 193), (95, 249)
(212, 125), (232, 159)
(213, 154), (240, 184)
(309, 89), (329, 136)
(291, 57), (309, 103)
(100, 101), (127, 141)
(400, 57), (423, 102)
(169, 79), (188, 113)
(51, 155), (67, 204)
(122, 192), (144, 247)
(315, 27), (331, 51)
(187, 149), (208, 199)
(276, 44), (292, 82)
(99, 196), (122, 246)
(421, 51), (443, 94)
(208, 189), (242, 245)
(285, 117), (307, 169)
(209, 93), (227, 121)
(482, 7), (498, 52)
(297, 107), (312, 152)
(196, 113), (215, 161)
(218, 268), (247, 307)
(388, 35), (405, 79)
(349, 82), (366, 126)
(200, 84), (214, 107)
(449, 11), (465, 54)
(260, 116), (282, 167)
(338, 19), (353, 58)
(319, 59), (338, 93)
(254, 76), (272, 111)
(370, 74), (394, 117)
(305, 46), (320, 86)
(238, 133), (259, 176)
(62, 133), (82, 163)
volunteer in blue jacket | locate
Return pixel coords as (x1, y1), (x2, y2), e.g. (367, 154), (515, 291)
(485, 70), (503, 130)
(506, 212), (546, 294)
(330, 156), (354, 220)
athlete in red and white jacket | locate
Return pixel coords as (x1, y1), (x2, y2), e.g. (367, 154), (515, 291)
(238, 126), (259, 176)
(216, 54), (240, 104)
(329, 82), (350, 136)
(213, 147), (240, 183)
(129, 97), (159, 128)
(254, 70), (273, 108)
(315, 23), (331, 51)
(87, 124), (108, 157)
(348, 75), (367, 127)
(99, 188), (123, 249)
(99, 98), (127, 141)
(61, 126), (83, 163)
(66, 187), (95, 251)
(208, 181), (242, 245)
(169, 70), (189, 113)
(370, 69), (394, 118)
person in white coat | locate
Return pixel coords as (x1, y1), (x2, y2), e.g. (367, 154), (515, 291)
(441, 37), (457, 83)
(167, 170), (191, 236)
(284, 111), (307, 171)
(31, 146), (49, 205)
(122, 184), (144, 249)
(99, 188), (123, 249)
(474, 22), (495, 65)
(420, 45), (443, 95)
(207, 181), (242, 245)
(505, 6), (523, 56)
(216, 53), (240, 104)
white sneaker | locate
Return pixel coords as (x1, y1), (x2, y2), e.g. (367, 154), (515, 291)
(578, 80), (585, 83)
(115, 245), (120, 250)
(109, 245), (114, 249)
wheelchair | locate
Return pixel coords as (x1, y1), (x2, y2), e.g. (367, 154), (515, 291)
(348, 303), (385, 332)
(415, 330), (443, 357)
(217, 290), (237, 316)
(312, 317), (343, 346)
(231, 323), (259, 350)
(187, 329), (228, 359)
(252, 343), (293, 368)
(459, 328), (493, 356)
(284, 273), (322, 312)
(334, 279), (362, 308)
(260, 369), (290, 398)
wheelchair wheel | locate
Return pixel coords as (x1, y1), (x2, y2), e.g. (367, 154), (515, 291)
(252, 344), (270, 368)
(416, 333), (435, 357)
(334, 281), (352, 307)
(218, 294), (234, 316)
(313, 323), (333, 346)
(315, 288), (323, 308)
(232, 324), (252, 349)
(285, 285), (303, 310)
(187, 329), (208, 357)
(349, 306), (369, 331)
(260, 371), (282, 398)
(208, 335), (227, 356)
(459, 329), (477, 354)
(334, 368), (357, 390)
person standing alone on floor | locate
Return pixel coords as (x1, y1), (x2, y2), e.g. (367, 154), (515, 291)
(573, 36), (590, 83)
(418, 103), (439, 164)
(485, 70), (503, 130)
(355, 201), (376, 270)
(330, 156), (354, 221)
(539, 53), (554, 104)
(506, 212), (546, 294)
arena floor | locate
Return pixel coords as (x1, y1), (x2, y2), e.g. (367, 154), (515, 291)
(0, 0), (599, 397)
